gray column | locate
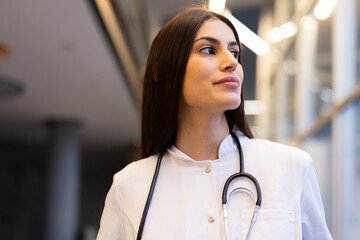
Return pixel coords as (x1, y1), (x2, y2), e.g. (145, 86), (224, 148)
(331, 0), (357, 239)
(44, 120), (81, 240)
(255, 7), (272, 139)
(294, 15), (318, 135)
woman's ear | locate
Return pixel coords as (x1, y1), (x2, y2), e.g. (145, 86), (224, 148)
(152, 62), (158, 82)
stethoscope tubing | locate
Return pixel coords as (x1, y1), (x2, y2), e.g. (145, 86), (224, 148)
(222, 171), (262, 206)
(136, 150), (165, 240)
(136, 132), (262, 240)
(223, 133), (261, 205)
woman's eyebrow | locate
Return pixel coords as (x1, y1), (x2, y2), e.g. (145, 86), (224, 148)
(193, 36), (239, 47)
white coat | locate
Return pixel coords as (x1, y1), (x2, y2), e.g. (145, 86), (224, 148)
(97, 130), (332, 240)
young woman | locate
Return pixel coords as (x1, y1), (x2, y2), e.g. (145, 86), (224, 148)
(97, 7), (332, 240)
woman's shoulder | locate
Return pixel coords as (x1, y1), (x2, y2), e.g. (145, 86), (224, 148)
(105, 154), (160, 227)
(113, 154), (159, 184)
(246, 137), (313, 168)
(110, 154), (159, 214)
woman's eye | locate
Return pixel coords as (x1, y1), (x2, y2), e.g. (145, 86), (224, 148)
(200, 47), (215, 55)
(231, 50), (239, 58)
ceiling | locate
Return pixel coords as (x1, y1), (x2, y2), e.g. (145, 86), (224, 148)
(0, 0), (140, 148)
(0, 0), (270, 149)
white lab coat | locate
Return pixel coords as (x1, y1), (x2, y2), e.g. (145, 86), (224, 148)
(97, 130), (332, 240)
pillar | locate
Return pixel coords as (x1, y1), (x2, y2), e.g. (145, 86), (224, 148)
(44, 120), (81, 240)
(331, 0), (357, 238)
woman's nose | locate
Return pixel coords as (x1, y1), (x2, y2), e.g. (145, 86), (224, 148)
(220, 50), (238, 72)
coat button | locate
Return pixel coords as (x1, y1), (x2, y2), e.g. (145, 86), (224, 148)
(205, 167), (211, 173)
(208, 216), (214, 223)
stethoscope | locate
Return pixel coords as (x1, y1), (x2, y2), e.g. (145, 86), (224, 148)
(136, 132), (262, 240)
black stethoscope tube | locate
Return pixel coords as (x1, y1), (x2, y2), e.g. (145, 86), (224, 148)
(136, 132), (262, 240)
(136, 150), (164, 240)
(222, 132), (262, 206)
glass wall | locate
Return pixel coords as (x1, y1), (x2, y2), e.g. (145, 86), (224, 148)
(256, 0), (359, 239)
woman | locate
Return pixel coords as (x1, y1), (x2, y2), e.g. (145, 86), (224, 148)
(97, 7), (332, 240)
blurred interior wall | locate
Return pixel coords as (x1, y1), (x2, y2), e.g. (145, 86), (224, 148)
(331, 0), (358, 238)
(256, 0), (360, 239)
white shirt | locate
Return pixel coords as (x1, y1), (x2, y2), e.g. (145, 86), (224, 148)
(97, 130), (332, 240)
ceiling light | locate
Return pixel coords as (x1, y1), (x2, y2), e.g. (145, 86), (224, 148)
(267, 21), (297, 43)
(224, 12), (269, 56)
(208, 0), (226, 14)
(267, 27), (283, 43)
(314, 0), (338, 20)
(301, 15), (316, 29)
(280, 21), (297, 38)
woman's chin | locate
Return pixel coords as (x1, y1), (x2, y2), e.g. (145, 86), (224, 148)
(224, 96), (241, 109)
(215, 99), (241, 112)
(226, 101), (241, 110)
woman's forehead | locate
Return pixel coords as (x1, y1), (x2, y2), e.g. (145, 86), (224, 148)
(195, 18), (237, 42)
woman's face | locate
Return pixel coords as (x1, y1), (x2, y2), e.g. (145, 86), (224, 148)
(181, 18), (243, 114)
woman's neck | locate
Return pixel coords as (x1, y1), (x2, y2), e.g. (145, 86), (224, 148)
(176, 109), (230, 161)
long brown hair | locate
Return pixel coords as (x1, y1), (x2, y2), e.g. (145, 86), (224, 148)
(141, 7), (253, 158)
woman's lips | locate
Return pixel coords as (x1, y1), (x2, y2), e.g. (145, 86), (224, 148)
(214, 76), (240, 87)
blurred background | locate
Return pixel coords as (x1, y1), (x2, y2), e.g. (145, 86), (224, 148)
(0, 0), (359, 239)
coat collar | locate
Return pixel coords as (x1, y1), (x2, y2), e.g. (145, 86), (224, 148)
(167, 129), (249, 162)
